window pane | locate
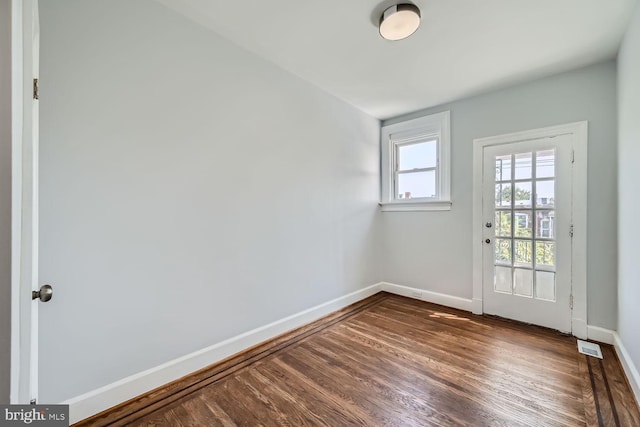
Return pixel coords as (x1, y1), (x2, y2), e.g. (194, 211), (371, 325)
(495, 184), (512, 208)
(535, 210), (555, 239)
(536, 180), (555, 208)
(397, 170), (436, 199)
(536, 150), (555, 178)
(515, 153), (532, 180)
(514, 268), (533, 297)
(514, 182), (532, 208)
(536, 271), (556, 301)
(494, 266), (512, 294)
(514, 240), (532, 266)
(398, 140), (437, 171)
(495, 211), (512, 237)
(495, 239), (512, 264)
(536, 241), (555, 267)
(514, 211), (532, 238)
(495, 155), (512, 182)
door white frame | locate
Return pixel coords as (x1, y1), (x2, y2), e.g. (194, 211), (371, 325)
(471, 122), (588, 339)
(10, 0), (39, 404)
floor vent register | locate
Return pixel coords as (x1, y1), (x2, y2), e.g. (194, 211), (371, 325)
(577, 339), (603, 359)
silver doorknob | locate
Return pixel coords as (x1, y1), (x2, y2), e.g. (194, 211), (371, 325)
(485, 239), (491, 244)
(32, 284), (53, 302)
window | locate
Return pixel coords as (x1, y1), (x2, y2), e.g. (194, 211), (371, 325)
(396, 139), (438, 199)
(540, 219), (551, 238)
(380, 111), (451, 211)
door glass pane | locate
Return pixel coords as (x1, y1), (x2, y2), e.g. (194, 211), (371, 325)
(535, 211), (555, 239)
(514, 268), (533, 297)
(514, 153), (532, 180)
(536, 150), (555, 178)
(514, 181), (532, 208)
(536, 241), (555, 267)
(536, 180), (555, 208)
(495, 184), (512, 208)
(495, 155), (512, 182)
(514, 211), (533, 238)
(495, 266), (512, 294)
(514, 240), (532, 265)
(495, 239), (512, 264)
(536, 271), (556, 301)
(398, 140), (437, 170)
(495, 211), (512, 237)
(397, 170), (436, 199)
(490, 146), (561, 306)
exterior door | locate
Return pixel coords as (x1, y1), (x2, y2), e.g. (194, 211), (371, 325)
(482, 135), (573, 332)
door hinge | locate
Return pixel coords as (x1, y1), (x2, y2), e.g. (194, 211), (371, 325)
(30, 398), (36, 405)
(570, 294), (574, 310)
(33, 78), (39, 100)
(571, 149), (575, 164)
(569, 224), (574, 238)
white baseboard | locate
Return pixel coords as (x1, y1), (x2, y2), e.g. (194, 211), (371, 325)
(64, 283), (383, 424)
(614, 332), (640, 408)
(586, 325), (615, 345)
(380, 282), (473, 312)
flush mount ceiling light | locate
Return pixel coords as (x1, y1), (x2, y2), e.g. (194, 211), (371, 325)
(379, 3), (421, 41)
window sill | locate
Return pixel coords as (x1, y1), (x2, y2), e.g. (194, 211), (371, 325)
(379, 200), (452, 212)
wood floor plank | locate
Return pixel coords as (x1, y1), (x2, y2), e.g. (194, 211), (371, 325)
(245, 368), (331, 426)
(161, 410), (186, 427)
(578, 353), (600, 427)
(272, 356), (381, 425)
(193, 395), (238, 427)
(178, 393), (234, 427)
(305, 332), (509, 426)
(340, 320), (585, 425)
(88, 293), (639, 427)
(588, 354), (616, 426)
(127, 415), (167, 427)
(162, 403), (201, 427)
(353, 308), (583, 393)
(298, 341), (457, 426)
(600, 345), (640, 426)
(375, 299), (579, 361)
(381, 297), (577, 357)
(201, 378), (268, 427)
(225, 372), (290, 426)
(256, 361), (360, 426)
(323, 324), (564, 426)
(279, 347), (424, 425)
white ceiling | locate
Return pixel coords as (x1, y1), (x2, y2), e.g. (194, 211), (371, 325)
(154, 0), (636, 119)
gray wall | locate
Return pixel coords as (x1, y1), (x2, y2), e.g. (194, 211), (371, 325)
(618, 2), (640, 380)
(38, 0), (380, 402)
(0, 0), (12, 405)
(381, 61), (618, 329)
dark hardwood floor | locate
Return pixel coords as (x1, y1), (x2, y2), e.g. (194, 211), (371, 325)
(79, 292), (640, 426)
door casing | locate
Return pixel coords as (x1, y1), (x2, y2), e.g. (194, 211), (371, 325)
(472, 122), (588, 338)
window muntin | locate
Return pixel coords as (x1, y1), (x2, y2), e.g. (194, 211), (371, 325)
(493, 149), (557, 301)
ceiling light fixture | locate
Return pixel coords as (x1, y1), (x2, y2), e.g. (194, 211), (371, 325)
(379, 3), (421, 41)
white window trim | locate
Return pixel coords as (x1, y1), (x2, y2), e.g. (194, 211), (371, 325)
(380, 111), (451, 212)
